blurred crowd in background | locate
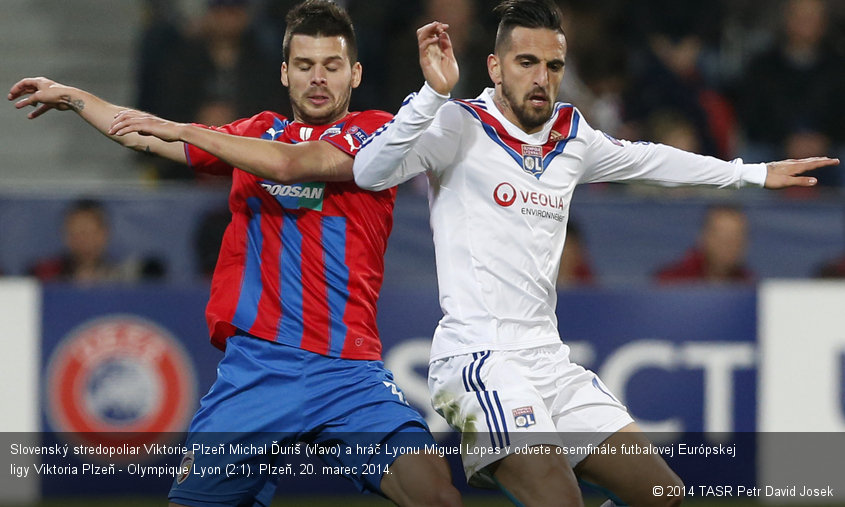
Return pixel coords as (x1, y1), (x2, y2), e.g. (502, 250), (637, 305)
(135, 0), (845, 185)
(3, 0), (845, 285)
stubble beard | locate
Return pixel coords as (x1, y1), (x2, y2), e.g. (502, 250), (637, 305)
(500, 81), (553, 132)
(291, 85), (353, 125)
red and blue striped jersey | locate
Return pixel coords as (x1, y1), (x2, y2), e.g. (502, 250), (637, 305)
(185, 110), (396, 360)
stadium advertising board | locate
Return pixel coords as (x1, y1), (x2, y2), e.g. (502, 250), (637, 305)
(758, 281), (845, 501)
(2, 281), (843, 502)
(381, 286), (759, 493)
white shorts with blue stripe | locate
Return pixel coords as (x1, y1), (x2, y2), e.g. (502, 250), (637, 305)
(428, 342), (633, 488)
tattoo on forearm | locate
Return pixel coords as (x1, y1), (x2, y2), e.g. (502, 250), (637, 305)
(59, 95), (85, 113)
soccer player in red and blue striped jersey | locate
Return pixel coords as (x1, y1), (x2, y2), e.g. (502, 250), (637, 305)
(9, 1), (461, 505)
(182, 108), (396, 361)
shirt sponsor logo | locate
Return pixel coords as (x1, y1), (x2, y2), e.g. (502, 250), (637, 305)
(260, 181), (326, 211)
(45, 316), (197, 461)
(494, 181), (566, 221)
(493, 182), (517, 207)
(512, 406), (536, 428)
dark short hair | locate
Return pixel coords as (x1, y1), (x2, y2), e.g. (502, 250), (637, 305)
(65, 198), (107, 227)
(283, 0), (357, 63)
(493, 0), (565, 53)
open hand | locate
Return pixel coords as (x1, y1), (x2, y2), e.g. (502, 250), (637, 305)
(764, 157), (840, 189)
(417, 21), (459, 96)
(8, 77), (80, 118)
(109, 110), (186, 142)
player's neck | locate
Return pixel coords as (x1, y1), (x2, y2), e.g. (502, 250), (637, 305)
(292, 110), (350, 127)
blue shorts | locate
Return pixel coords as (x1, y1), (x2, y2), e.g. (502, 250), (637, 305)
(169, 334), (433, 506)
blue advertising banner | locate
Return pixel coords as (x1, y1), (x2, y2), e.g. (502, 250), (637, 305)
(35, 284), (759, 500)
(378, 286), (758, 490)
(39, 285), (215, 497)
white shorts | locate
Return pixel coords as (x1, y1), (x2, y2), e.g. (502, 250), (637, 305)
(428, 342), (633, 487)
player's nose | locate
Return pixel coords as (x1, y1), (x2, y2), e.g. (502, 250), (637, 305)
(310, 68), (328, 86)
(534, 66), (549, 87)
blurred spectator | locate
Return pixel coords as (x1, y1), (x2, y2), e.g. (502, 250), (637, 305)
(815, 256), (845, 278)
(28, 199), (165, 284)
(734, 0), (845, 186)
(814, 210), (845, 278)
(347, 0), (426, 111)
(647, 109), (702, 153)
(556, 0), (628, 136)
(655, 205), (753, 284)
(556, 220), (595, 288)
(136, 0), (186, 116)
(194, 206), (231, 278)
(136, 0), (287, 180)
(621, 0), (734, 158)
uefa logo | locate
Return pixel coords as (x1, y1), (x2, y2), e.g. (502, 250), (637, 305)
(45, 315), (197, 457)
(493, 182), (517, 207)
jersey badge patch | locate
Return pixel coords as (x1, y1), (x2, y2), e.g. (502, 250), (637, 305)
(603, 132), (624, 147)
(521, 145), (544, 178)
(512, 406), (536, 428)
(455, 100), (580, 180)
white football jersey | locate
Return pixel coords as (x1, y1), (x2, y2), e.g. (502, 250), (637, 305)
(355, 84), (767, 361)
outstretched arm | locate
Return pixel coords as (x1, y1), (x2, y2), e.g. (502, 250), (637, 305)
(8, 77), (186, 163)
(109, 110), (353, 184)
(578, 118), (839, 190)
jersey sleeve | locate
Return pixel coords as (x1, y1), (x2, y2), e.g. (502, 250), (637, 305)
(320, 110), (393, 157)
(353, 83), (461, 191)
(578, 112), (767, 188)
(185, 111), (287, 176)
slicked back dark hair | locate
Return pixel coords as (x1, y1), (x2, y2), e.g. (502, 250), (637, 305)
(493, 0), (565, 53)
(283, 0), (357, 63)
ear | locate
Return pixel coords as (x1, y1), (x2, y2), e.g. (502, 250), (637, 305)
(487, 54), (501, 85)
(280, 62), (289, 87)
(351, 61), (362, 89)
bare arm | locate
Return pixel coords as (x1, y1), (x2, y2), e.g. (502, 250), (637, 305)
(8, 77), (186, 163)
(109, 110), (353, 184)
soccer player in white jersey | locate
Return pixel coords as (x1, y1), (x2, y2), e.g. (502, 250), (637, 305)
(353, 0), (839, 505)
